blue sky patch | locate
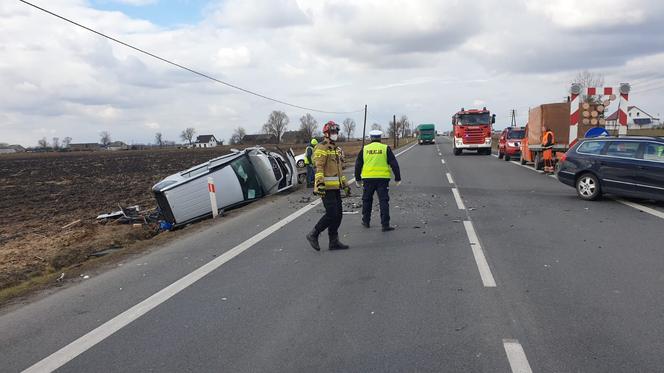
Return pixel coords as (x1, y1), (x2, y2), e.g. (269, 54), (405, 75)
(89, 0), (211, 27)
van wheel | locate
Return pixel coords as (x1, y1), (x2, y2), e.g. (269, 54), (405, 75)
(504, 154), (511, 161)
(454, 148), (462, 156)
(576, 173), (602, 201)
(534, 153), (543, 170)
(498, 151), (504, 159)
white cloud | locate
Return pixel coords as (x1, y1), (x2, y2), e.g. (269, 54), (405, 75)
(2, 0), (664, 147)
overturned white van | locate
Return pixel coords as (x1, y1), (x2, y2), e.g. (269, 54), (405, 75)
(152, 147), (298, 226)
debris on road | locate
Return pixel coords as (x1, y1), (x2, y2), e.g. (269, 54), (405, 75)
(56, 273), (65, 282)
(61, 219), (82, 230)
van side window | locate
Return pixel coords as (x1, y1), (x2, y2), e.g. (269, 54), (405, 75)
(577, 141), (605, 155)
(643, 143), (664, 163)
(606, 142), (640, 158)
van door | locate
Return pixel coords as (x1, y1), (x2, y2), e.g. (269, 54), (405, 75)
(599, 141), (640, 195)
(634, 142), (664, 199)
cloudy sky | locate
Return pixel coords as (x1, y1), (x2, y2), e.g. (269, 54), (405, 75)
(2, 0), (664, 147)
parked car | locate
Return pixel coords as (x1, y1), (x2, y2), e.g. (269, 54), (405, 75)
(152, 147), (298, 226)
(295, 152), (306, 168)
(498, 127), (525, 161)
(556, 136), (664, 201)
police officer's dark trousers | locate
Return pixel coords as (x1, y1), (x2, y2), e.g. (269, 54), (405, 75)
(362, 179), (390, 227)
(314, 189), (343, 237)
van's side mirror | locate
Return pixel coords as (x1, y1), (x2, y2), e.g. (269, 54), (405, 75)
(491, 114), (496, 124)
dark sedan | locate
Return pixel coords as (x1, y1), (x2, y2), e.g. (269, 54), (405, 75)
(557, 136), (664, 201)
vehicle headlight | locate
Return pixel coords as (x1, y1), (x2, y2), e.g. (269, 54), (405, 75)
(508, 142), (518, 147)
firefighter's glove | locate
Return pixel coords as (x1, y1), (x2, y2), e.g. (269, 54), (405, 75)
(343, 185), (351, 197)
(314, 183), (326, 196)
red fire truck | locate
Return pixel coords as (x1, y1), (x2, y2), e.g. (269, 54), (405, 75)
(452, 107), (495, 155)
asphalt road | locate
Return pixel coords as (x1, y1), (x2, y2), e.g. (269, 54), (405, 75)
(2, 137), (663, 372)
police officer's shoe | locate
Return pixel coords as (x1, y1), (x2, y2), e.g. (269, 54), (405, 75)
(306, 230), (321, 251)
(329, 234), (349, 250)
(381, 226), (395, 232)
(361, 220), (370, 228)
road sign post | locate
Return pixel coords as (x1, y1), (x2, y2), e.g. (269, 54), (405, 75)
(208, 177), (218, 218)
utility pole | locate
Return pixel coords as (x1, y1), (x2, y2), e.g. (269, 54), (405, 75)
(510, 109), (517, 127)
(361, 105), (367, 149)
(393, 114), (397, 148)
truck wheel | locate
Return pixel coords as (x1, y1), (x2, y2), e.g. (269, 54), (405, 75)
(504, 154), (511, 161)
(534, 153), (543, 170)
(576, 173), (602, 201)
(498, 150), (504, 159)
(454, 148), (462, 156)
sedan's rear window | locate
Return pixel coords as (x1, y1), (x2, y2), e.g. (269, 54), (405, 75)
(577, 141), (605, 155)
(606, 141), (640, 158)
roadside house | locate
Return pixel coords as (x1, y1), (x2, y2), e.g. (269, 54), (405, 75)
(606, 105), (661, 130)
(70, 143), (102, 151)
(194, 135), (220, 148)
(107, 141), (129, 151)
(281, 130), (307, 144)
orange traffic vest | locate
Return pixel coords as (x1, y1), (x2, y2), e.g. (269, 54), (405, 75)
(541, 131), (554, 148)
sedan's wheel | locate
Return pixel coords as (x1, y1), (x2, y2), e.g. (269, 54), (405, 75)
(297, 160), (305, 168)
(576, 173), (601, 201)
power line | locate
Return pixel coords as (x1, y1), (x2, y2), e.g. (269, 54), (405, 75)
(18, 0), (363, 115)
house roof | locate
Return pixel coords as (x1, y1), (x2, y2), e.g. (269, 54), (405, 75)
(606, 105), (657, 121)
(195, 135), (216, 143)
(242, 134), (276, 140)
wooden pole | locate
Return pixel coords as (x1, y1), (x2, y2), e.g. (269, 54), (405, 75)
(393, 114), (397, 148)
(361, 104), (367, 149)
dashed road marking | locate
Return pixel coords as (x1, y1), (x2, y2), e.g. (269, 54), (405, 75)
(463, 221), (497, 287)
(503, 339), (533, 373)
(446, 172), (454, 184)
(452, 188), (466, 210)
(441, 159), (445, 165)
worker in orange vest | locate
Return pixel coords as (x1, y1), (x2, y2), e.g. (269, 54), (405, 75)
(541, 126), (555, 173)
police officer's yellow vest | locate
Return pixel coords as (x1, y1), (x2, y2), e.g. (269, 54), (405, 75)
(361, 142), (391, 179)
(304, 145), (313, 165)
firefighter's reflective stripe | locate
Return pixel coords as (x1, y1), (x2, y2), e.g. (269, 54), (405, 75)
(314, 149), (341, 157)
(361, 142), (391, 179)
(324, 176), (341, 188)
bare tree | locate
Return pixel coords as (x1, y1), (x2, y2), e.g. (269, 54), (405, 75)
(155, 132), (164, 148)
(388, 118), (399, 139)
(398, 115), (411, 139)
(37, 137), (48, 148)
(180, 127), (196, 145)
(62, 136), (72, 148)
(263, 111), (289, 144)
(299, 113), (318, 141)
(342, 118), (356, 141)
(52, 137), (60, 150)
(371, 123), (382, 131)
(230, 126), (246, 145)
(573, 70), (605, 104)
(100, 131), (112, 146)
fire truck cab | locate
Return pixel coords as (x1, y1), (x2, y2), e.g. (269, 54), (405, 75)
(452, 107), (495, 155)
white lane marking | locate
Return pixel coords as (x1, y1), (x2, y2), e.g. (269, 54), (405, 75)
(23, 146), (421, 372)
(438, 152), (442, 156)
(395, 143), (417, 157)
(616, 199), (664, 220)
(503, 339), (533, 373)
(22, 199), (323, 372)
(491, 154), (498, 158)
(463, 221), (497, 287)
(451, 188), (466, 210)
(441, 159), (445, 165)
(446, 172), (454, 184)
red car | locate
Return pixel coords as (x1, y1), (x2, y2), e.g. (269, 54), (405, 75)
(498, 127), (525, 161)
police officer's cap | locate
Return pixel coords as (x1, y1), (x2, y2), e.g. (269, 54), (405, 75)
(369, 130), (382, 139)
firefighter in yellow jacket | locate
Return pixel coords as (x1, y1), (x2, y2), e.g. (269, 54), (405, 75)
(306, 121), (351, 251)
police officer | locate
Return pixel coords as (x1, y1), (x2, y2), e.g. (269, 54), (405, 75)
(306, 121), (351, 251)
(304, 138), (318, 188)
(354, 130), (401, 232)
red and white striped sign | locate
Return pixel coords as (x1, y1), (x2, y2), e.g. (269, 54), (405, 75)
(207, 177), (219, 218)
(569, 84), (630, 142)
